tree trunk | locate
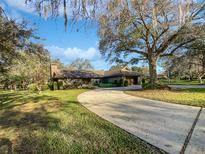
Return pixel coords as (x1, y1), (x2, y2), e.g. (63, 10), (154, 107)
(148, 57), (157, 88)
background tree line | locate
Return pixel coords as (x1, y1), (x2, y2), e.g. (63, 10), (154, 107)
(163, 40), (205, 83)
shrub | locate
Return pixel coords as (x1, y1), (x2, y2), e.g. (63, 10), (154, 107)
(99, 83), (117, 88)
(141, 78), (146, 84)
(28, 83), (39, 92)
(63, 83), (72, 89)
(142, 83), (158, 89)
(47, 82), (54, 90)
(41, 84), (49, 91)
(81, 84), (95, 89)
(142, 82), (171, 90)
(124, 80), (128, 87)
(57, 81), (63, 90)
(93, 80), (99, 86)
(114, 80), (118, 85)
(118, 79), (123, 87)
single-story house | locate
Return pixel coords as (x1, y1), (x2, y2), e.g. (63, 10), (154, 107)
(102, 67), (140, 85)
(50, 63), (140, 86)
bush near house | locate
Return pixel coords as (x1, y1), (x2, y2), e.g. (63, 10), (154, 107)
(28, 83), (39, 92)
(124, 80), (129, 87)
(99, 83), (118, 88)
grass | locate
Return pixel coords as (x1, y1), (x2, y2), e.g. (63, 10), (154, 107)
(0, 90), (160, 154)
(125, 88), (205, 107)
(159, 79), (205, 85)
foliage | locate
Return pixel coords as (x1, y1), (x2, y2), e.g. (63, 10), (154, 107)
(164, 40), (205, 83)
(47, 82), (54, 90)
(28, 83), (39, 92)
(28, 83), (48, 92)
(98, 1), (205, 87)
(123, 80), (128, 87)
(0, 8), (34, 76)
(131, 66), (149, 77)
(142, 83), (159, 89)
(3, 45), (50, 90)
(53, 82), (59, 90)
(0, 90), (158, 153)
(99, 83), (118, 88)
(109, 63), (127, 70)
(142, 82), (171, 90)
(25, 0), (102, 30)
(0, 7), (50, 90)
(1, 75), (29, 90)
(67, 58), (94, 70)
(141, 78), (146, 84)
(57, 81), (63, 90)
(41, 84), (49, 91)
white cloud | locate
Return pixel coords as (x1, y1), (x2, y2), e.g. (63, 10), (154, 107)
(46, 45), (108, 70)
(46, 46), (100, 61)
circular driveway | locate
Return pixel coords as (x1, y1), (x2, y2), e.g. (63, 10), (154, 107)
(78, 87), (204, 154)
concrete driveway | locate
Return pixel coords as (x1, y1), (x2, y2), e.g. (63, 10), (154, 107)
(78, 87), (204, 154)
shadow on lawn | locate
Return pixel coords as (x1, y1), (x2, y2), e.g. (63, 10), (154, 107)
(0, 108), (61, 154)
(0, 138), (12, 154)
(0, 100), (85, 154)
(0, 107), (60, 130)
(0, 92), (63, 153)
(0, 92), (59, 110)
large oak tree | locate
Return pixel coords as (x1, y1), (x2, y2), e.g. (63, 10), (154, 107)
(26, 0), (205, 87)
(98, 0), (205, 87)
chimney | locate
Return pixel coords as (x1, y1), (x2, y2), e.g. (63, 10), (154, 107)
(50, 63), (60, 78)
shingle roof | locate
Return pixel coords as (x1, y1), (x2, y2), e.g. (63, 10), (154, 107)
(103, 71), (139, 78)
(53, 70), (103, 79)
(52, 66), (140, 79)
(103, 66), (139, 78)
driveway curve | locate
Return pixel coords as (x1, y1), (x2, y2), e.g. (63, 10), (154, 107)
(78, 88), (203, 154)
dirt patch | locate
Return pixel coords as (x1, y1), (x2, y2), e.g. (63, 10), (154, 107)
(42, 101), (62, 112)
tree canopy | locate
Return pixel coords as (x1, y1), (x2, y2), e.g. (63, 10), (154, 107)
(98, 0), (205, 87)
(0, 7), (34, 75)
(165, 40), (205, 83)
(0, 6), (50, 90)
(67, 58), (94, 70)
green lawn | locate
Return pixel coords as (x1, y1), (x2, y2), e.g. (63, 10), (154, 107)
(125, 88), (205, 107)
(0, 90), (159, 154)
(159, 79), (205, 85)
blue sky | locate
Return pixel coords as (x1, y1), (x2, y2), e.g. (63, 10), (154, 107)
(1, 0), (111, 70)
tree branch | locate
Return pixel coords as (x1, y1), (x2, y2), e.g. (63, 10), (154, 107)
(125, 48), (148, 57)
(161, 38), (196, 57)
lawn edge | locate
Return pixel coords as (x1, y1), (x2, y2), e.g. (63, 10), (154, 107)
(124, 91), (204, 108)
